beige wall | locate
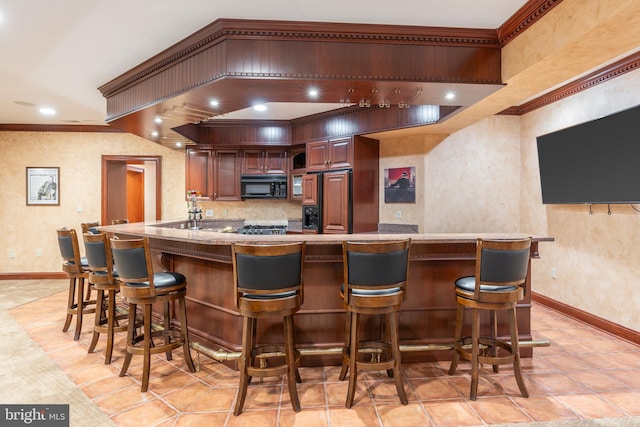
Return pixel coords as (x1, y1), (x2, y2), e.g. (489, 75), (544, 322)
(0, 132), (185, 272)
(0, 131), (302, 273)
(521, 68), (640, 332)
(378, 115), (522, 233)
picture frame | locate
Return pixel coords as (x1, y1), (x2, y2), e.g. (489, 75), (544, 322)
(26, 167), (59, 206)
(384, 166), (416, 203)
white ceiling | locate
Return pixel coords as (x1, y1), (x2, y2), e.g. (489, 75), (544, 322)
(0, 0), (528, 125)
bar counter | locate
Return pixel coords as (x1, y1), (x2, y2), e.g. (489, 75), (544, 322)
(100, 220), (553, 366)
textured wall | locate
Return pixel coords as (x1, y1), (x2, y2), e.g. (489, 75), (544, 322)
(379, 116), (522, 233)
(0, 132), (185, 273)
(521, 68), (640, 332)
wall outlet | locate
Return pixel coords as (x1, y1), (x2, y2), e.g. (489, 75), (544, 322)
(550, 267), (557, 279)
(36, 249), (42, 257)
(223, 209), (228, 217)
(8, 249), (16, 259)
(395, 210), (402, 219)
(205, 209), (214, 217)
(77, 204), (83, 213)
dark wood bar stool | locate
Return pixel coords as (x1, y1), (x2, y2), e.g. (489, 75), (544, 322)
(111, 219), (128, 225)
(57, 228), (96, 340)
(339, 239), (411, 408)
(448, 237), (532, 400)
(110, 236), (196, 392)
(231, 242), (305, 416)
(82, 232), (129, 364)
(81, 221), (100, 234)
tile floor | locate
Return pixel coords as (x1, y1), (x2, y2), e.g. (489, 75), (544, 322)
(9, 288), (640, 427)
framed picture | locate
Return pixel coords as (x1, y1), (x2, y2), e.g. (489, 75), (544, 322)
(26, 167), (59, 206)
(384, 166), (416, 203)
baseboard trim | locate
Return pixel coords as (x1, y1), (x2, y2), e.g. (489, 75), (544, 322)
(0, 272), (66, 280)
(532, 292), (640, 346)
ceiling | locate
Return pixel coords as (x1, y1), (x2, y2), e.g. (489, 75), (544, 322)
(0, 0), (528, 129)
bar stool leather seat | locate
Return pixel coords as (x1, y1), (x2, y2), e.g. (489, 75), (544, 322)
(231, 242), (305, 416)
(448, 237), (532, 400)
(83, 232), (130, 364)
(339, 239), (411, 408)
(57, 228), (96, 340)
(110, 236), (196, 392)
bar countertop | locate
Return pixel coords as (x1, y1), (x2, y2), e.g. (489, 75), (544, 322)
(99, 220), (554, 245)
(99, 219), (552, 365)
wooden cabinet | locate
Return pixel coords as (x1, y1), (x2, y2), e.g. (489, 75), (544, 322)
(290, 146), (306, 173)
(290, 145), (306, 201)
(185, 148), (214, 200)
(241, 148), (287, 175)
(322, 170), (350, 234)
(213, 149), (241, 201)
(301, 174), (319, 205)
(306, 137), (352, 172)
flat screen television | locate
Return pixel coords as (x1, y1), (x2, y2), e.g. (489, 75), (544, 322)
(536, 104), (640, 204)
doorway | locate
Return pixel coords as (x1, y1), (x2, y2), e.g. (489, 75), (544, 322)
(101, 155), (162, 225)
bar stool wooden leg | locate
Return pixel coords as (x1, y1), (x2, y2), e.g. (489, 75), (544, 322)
(88, 288), (106, 353)
(104, 289), (117, 364)
(490, 310), (499, 373)
(389, 312), (407, 404)
(234, 316), (254, 416)
(119, 302), (136, 379)
(346, 311), (359, 409)
(284, 314), (301, 412)
(510, 307), (529, 398)
(141, 304), (153, 392)
(62, 277), (76, 333)
(74, 276), (86, 340)
(448, 304), (464, 375)
(339, 312), (351, 381)
(178, 296), (196, 372)
(470, 308), (480, 401)
(163, 301), (173, 361)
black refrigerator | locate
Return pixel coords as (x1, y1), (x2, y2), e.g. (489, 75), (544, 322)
(302, 169), (352, 234)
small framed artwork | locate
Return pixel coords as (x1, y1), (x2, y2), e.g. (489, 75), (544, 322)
(384, 166), (416, 203)
(26, 167), (59, 206)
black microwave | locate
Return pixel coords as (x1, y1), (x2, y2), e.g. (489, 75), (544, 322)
(240, 174), (287, 199)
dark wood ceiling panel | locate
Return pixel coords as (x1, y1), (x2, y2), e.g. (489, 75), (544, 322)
(99, 19), (502, 143)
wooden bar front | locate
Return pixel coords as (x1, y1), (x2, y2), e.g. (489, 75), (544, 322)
(103, 221), (551, 366)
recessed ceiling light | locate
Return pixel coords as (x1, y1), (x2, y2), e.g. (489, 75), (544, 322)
(253, 104), (267, 112)
(154, 116), (162, 124)
(176, 142), (182, 148)
(39, 107), (56, 116)
(151, 131), (159, 137)
(308, 88), (319, 98)
(210, 99), (219, 107)
(445, 92), (456, 101)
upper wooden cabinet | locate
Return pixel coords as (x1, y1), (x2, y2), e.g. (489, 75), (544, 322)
(185, 148), (214, 200)
(241, 148), (287, 175)
(306, 137), (353, 172)
(214, 149), (242, 201)
(290, 145), (306, 173)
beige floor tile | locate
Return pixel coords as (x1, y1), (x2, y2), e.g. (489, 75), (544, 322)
(8, 286), (640, 427)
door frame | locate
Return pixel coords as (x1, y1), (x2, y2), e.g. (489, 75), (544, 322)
(101, 155), (162, 225)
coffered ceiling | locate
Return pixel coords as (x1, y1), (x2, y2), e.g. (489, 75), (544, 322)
(4, 0), (640, 149)
(0, 1), (527, 136)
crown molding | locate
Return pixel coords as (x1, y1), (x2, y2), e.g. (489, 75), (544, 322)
(98, 19), (500, 98)
(498, 0), (563, 47)
(499, 50), (640, 115)
(0, 124), (121, 133)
